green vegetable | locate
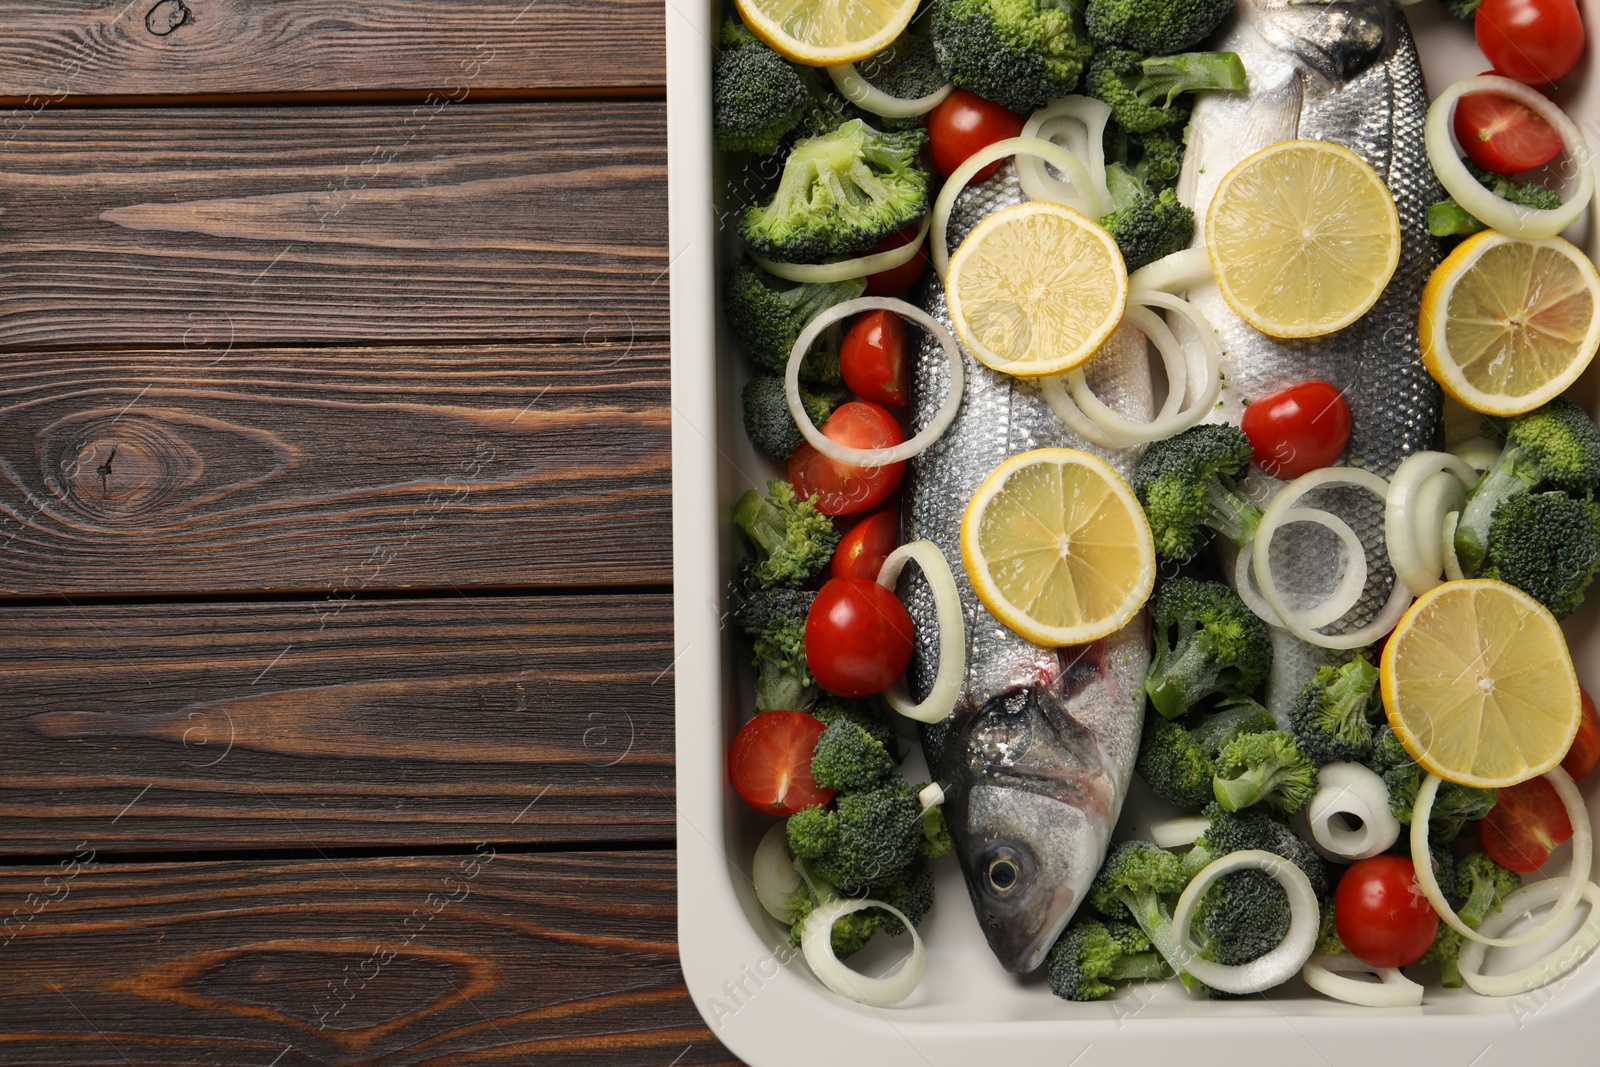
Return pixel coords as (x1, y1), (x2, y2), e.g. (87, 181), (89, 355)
(919, 797), (953, 860)
(1365, 725), (1498, 838)
(929, 0), (1095, 114)
(1427, 162), (1562, 238)
(713, 25), (809, 154)
(742, 375), (840, 461)
(1314, 899), (1345, 955)
(1087, 48), (1245, 134)
(785, 857), (936, 956)
(729, 576), (816, 711)
(1144, 578), (1272, 720)
(1132, 424), (1263, 562)
(1440, 0), (1483, 16)
(1212, 730), (1318, 815)
(786, 777), (926, 892)
(811, 694), (900, 761)
(1136, 695), (1275, 810)
(811, 718), (894, 792)
(1046, 916), (1168, 1001)
(733, 479), (840, 589)
(1087, 840), (1193, 974)
(724, 258), (866, 379)
(1417, 844), (1463, 986)
(851, 18), (947, 129)
(1455, 396), (1600, 571)
(1457, 850), (1522, 929)
(1085, 0), (1234, 53)
(1286, 654), (1382, 765)
(1098, 164), (1195, 273)
(1192, 867), (1291, 965)
(1185, 801), (1331, 899)
(740, 119), (930, 264)
(1479, 491), (1600, 619)
(1105, 119), (1185, 185)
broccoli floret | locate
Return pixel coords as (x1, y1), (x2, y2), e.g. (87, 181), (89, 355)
(721, 16), (763, 49)
(741, 375), (840, 461)
(919, 798), (953, 860)
(1046, 917), (1168, 1001)
(1480, 492), (1600, 619)
(1104, 119), (1186, 186)
(1315, 898), (1345, 955)
(724, 259), (866, 378)
(810, 694), (900, 761)
(729, 574), (816, 711)
(1144, 578), (1272, 719)
(733, 479), (840, 588)
(1419, 924), (1465, 987)
(1455, 397), (1600, 571)
(1212, 730), (1318, 815)
(1366, 725), (1499, 837)
(1087, 841), (1192, 973)
(1085, 0), (1234, 53)
(852, 18), (948, 113)
(865, 859), (938, 937)
(713, 32), (808, 154)
(1457, 851), (1522, 929)
(811, 719), (894, 792)
(1132, 424), (1263, 562)
(1287, 654), (1382, 765)
(929, 0), (1095, 115)
(787, 778), (926, 892)
(1192, 867), (1292, 965)
(1088, 48), (1245, 134)
(1427, 161), (1562, 237)
(1098, 166), (1196, 273)
(1187, 801), (1330, 899)
(1136, 696), (1275, 810)
(740, 119), (930, 264)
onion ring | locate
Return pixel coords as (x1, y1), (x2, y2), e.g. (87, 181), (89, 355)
(1384, 451), (1477, 595)
(802, 896), (926, 1006)
(1169, 849), (1321, 994)
(1442, 511), (1467, 582)
(1150, 815), (1211, 849)
(1039, 375), (1135, 449)
(1302, 954), (1425, 1008)
(1304, 762), (1401, 862)
(750, 215), (931, 284)
(826, 63), (953, 119)
(753, 822), (801, 923)
(785, 296), (964, 467)
(1017, 97), (1113, 214)
(876, 541), (966, 724)
(1457, 878), (1600, 996)
(1452, 439), (1500, 473)
(1233, 542), (1286, 628)
(1127, 247), (1215, 294)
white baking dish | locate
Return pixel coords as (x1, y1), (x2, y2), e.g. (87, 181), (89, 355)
(670, 2), (1600, 1063)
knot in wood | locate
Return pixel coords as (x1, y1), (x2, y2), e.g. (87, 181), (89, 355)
(145, 0), (193, 36)
(44, 413), (202, 524)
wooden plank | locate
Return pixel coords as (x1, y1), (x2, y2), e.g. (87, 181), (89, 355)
(0, 0), (664, 100)
(0, 103), (668, 348)
(0, 596), (678, 852)
(0, 342), (671, 596)
(0, 852), (737, 1066)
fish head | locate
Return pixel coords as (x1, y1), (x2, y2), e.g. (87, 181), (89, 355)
(1240, 0), (1396, 84)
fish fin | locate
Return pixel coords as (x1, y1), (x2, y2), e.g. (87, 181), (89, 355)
(1239, 69), (1303, 154)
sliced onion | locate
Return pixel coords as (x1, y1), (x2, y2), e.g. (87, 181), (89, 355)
(1271, 508), (1370, 630)
(1412, 769), (1593, 947)
(1254, 466), (1413, 650)
(1151, 815), (1211, 849)
(753, 822), (801, 923)
(1302, 954), (1425, 1008)
(931, 136), (1099, 277)
(1039, 375), (1137, 449)
(1426, 76), (1596, 240)
(802, 896), (926, 1006)
(750, 214), (931, 284)
(1234, 542), (1286, 628)
(1384, 451), (1477, 595)
(1304, 762), (1400, 862)
(876, 541), (965, 724)
(1127, 248), (1215, 294)
(1457, 878), (1600, 996)
(785, 296), (964, 466)
(1452, 439), (1500, 473)
(1442, 511), (1466, 582)
(1169, 849), (1320, 994)
(918, 782), (945, 809)
(826, 63), (953, 118)
(1017, 97), (1113, 215)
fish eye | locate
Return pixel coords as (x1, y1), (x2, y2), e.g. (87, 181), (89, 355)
(987, 857), (1018, 893)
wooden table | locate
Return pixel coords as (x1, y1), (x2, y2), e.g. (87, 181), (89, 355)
(0, 3), (735, 1062)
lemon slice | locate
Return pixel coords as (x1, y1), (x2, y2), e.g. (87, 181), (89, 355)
(1206, 140), (1402, 339)
(1379, 579), (1581, 789)
(1419, 230), (1600, 417)
(734, 0), (919, 66)
(945, 201), (1127, 378)
(961, 448), (1155, 646)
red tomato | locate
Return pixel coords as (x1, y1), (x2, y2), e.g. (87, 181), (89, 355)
(1240, 380), (1353, 480)
(728, 710), (833, 817)
(832, 510), (901, 582)
(1454, 88), (1563, 173)
(863, 224), (930, 296)
(1333, 855), (1440, 968)
(841, 309), (909, 407)
(1562, 687), (1599, 780)
(805, 577), (914, 697)
(1480, 775), (1575, 872)
(927, 89), (1025, 181)
(1476, 0), (1586, 85)
(788, 401), (907, 515)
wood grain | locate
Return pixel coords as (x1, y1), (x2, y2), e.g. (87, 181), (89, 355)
(0, 596), (678, 852)
(0, 0), (664, 100)
(0, 103), (668, 348)
(0, 342), (671, 596)
(0, 851), (737, 1066)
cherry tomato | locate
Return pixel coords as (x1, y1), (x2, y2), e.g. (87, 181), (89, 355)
(788, 401), (907, 515)
(1476, 0), (1586, 85)
(1480, 775), (1575, 872)
(1454, 87), (1563, 173)
(728, 710), (833, 817)
(832, 510), (901, 582)
(841, 309), (909, 407)
(1562, 687), (1599, 780)
(805, 577), (915, 697)
(863, 224), (930, 296)
(927, 89), (1025, 181)
(1333, 855), (1440, 968)
(1240, 380), (1353, 480)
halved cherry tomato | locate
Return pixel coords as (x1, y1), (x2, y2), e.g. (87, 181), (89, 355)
(1562, 687), (1599, 780)
(927, 88), (1025, 181)
(863, 224), (930, 296)
(788, 401), (907, 515)
(1476, 0), (1585, 85)
(805, 577), (914, 697)
(841, 309), (909, 407)
(1481, 775), (1575, 872)
(1240, 380), (1353, 480)
(1454, 87), (1564, 173)
(728, 710), (833, 817)
(832, 510), (901, 582)
(1333, 855), (1440, 968)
